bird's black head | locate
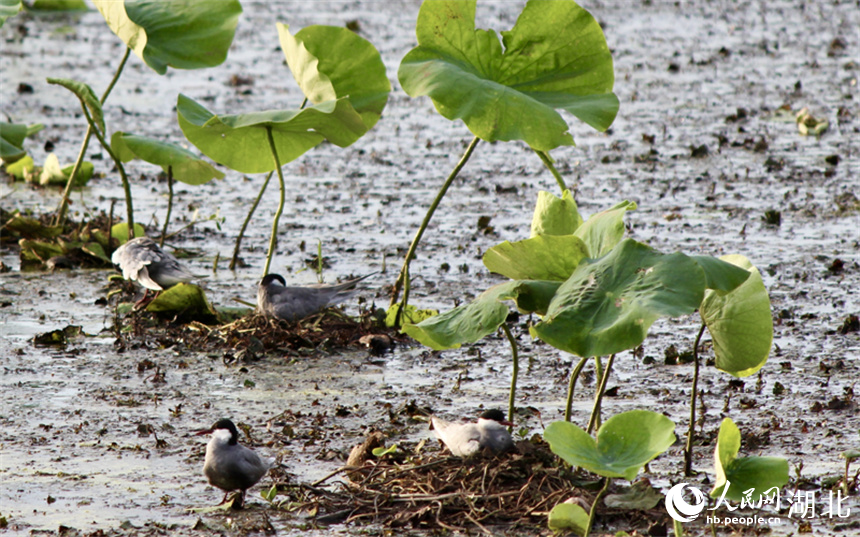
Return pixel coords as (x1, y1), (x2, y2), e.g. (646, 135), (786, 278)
(479, 409), (513, 426)
(260, 274), (286, 287)
(211, 418), (239, 445)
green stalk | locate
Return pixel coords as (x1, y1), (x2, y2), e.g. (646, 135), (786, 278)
(55, 47), (131, 226)
(565, 356), (589, 422)
(684, 323), (707, 476)
(390, 136), (480, 324)
(160, 166), (173, 247)
(586, 354), (615, 435)
(534, 149), (567, 193)
(230, 171), (274, 270)
(501, 323), (519, 427)
(78, 100), (134, 238)
(585, 477), (611, 537)
(263, 126), (286, 278)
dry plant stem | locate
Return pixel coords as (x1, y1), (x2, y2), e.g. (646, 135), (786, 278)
(390, 136), (481, 320)
(685, 323), (707, 476)
(501, 323), (519, 426)
(160, 166), (173, 247)
(586, 477), (611, 537)
(55, 47), (131, 226)
(263, 126), (286, 278)
(230, 171), (274, 270)
(78, 103), (135, 238)
(587, 354), (615, 435)
(535, 149), (567, 193)
(565, 356), (589, 422)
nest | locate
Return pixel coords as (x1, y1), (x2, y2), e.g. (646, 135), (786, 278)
(301, 438), (591, 533)
(180, 309), (398, 358)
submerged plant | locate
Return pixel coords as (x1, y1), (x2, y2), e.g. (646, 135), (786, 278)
(390, 0), (619, 323)
(178, 23), (389, 277)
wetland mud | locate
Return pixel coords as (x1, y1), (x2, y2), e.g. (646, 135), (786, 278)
(2, 0), (859, 535)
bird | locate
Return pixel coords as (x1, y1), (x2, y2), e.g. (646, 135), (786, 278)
(256, 272), (375, 321)
(195, 418), (274, 507)
(430, 408), (515, 457)
(111, 236), (200, 308)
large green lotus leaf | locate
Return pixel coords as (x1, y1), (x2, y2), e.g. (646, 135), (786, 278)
(177, 94), (367, 174)
(574, 200), (637, 259)
(530, 190), (583, 237)
(146, 283), (217, 323)
(483, 235), (588, 281)
(46, 78), (104, 133)
(92, 0), (241, 75)
(0, 0), (22, 28)
(547, 502), (589, 534)
(111, 132), (224, 185)
(403, 280), (561, 350)
(398, 0), (618, 151)
(545, 410), (676, 481)
(278, 24), (390, 130)
(711, 418), (788, 502)
(691, 255), (751, 292)
(701, 255), (772, 377)
(531, 239), (705, 357)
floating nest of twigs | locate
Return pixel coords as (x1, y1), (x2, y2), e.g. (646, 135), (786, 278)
(170, 309), (399, 358)
(297, 437), (597, 533)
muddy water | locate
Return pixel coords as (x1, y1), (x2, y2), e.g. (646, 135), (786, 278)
(2, 0), (859, 535)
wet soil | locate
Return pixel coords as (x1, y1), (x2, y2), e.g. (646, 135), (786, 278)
(2, 0), (859, 535)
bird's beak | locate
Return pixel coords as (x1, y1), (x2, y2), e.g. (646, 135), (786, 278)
(501, 420), (514, 427)
(194, 428), (214, 436)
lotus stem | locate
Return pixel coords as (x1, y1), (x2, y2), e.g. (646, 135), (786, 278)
(160, 166), (174, 247)
(587, 354), (615, 434)
(501, 323), (519, 427)
(230, 171), (274, 270)
(535, 150), (567, 194)
(55, 47), (130, 226)
(684, 323), (707, 476)
(585, 477), (611, 537)
(390, 136), (480, 325)
(263, 126), (286, 278)
(78, 101), (134, 239)
(565, 356), (589, 422)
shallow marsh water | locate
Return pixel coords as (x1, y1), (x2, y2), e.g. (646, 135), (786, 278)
(1, 0), (859, 535)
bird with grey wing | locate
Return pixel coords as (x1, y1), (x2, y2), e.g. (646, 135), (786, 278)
(111, 236), (204, 308)
(256, 272), (375, 321)
(195, 418), (274, 508)
(431, 409), (514, 457)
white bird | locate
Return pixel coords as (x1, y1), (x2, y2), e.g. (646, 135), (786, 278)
(111, 236), (200, 307)
(195, 418), (274, 507)
(431, 409), (515, 457)
(256, 272), (375, 321)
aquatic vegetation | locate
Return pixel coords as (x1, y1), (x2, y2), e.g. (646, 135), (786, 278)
(545, 410), (676, 535)
(50, 0), (242, 233)
(178, 23), (389, 277)
(390, 0), (619, 321)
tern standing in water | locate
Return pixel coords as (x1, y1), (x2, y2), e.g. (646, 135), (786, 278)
(256, 272), (375, 321)
(195, 419), (274, 507)
(431, 409), (515, 457)
(111, 236), (200, 308)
